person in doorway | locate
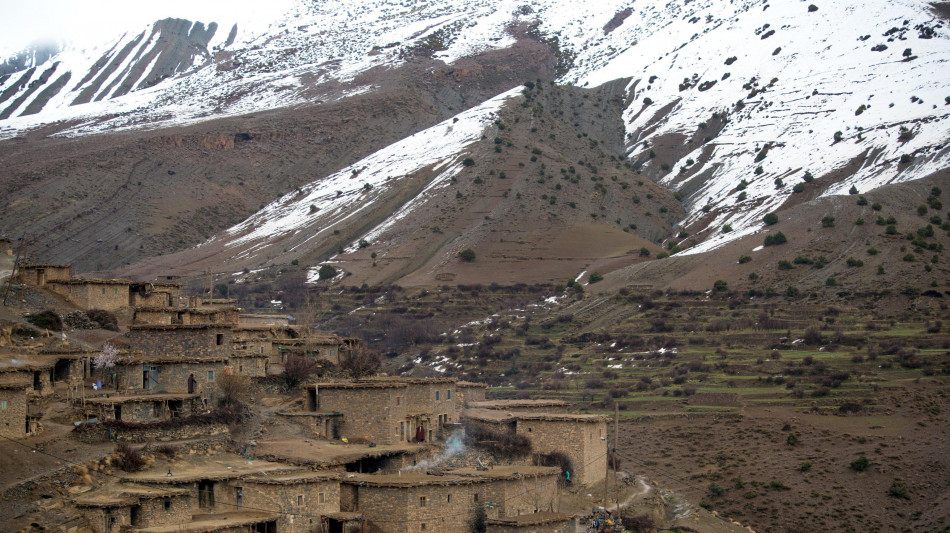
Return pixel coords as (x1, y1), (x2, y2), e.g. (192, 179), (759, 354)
(415, 425), (425, 442)
(187, 373), (197, 394)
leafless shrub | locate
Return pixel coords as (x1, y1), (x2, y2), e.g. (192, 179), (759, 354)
(283, 354), (317, 389)
(340, 348), (382, 378)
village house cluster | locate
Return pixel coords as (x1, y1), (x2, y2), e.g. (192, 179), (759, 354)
(1, 263), (607, 532)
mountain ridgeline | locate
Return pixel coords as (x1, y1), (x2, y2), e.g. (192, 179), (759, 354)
(0, 0), (947, 292)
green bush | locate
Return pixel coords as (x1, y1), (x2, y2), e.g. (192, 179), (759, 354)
(821, 215), (835, 227)
(588, 272), (604, 283)
(887, 479), (910, 499)
(462, 157), (476, 166)
(713, 280), (728, 292)
(738, 255), (752, 264)
(318, 265), (337, 280)
(763, 212), (779, 225)
(778, 260), (793, 270)
(850, 455), (870, 472)
(459, 248), (476, 262)
(764, 232), (787, 246)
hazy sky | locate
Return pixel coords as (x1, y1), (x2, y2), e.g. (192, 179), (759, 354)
(0, 0), (296, 57)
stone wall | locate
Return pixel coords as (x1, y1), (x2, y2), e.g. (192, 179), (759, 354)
(116, 360), (227, 400)
(230, 355), (267, 377)
(17, 265), (71, 286)
(356, 483), (478, 533)
(404, 381), (459, 425)
(515, 419), (607, 486)
(133, 494), (195, 528)
(486, 516), (574, 533)
(458, 384), (487, 407)
(78, 505), (132, 533)
(47, 281), (130, 311)
(313, 385), (408, 445)
(0, 386), (28, 438)
(219, 478), (340, 530)
(129, 326), (233, 360)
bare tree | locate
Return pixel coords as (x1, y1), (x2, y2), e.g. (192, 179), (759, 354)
(283, 354), (318, 389)
(339, 348), (381, 378)
(216, 373), (251, 408)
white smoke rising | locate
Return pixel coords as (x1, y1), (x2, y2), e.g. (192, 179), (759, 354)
(403, 430), (464, 472)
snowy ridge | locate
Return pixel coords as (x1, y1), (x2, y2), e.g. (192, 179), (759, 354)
(571, 0), (950, 253)
(2, 0), (949, 260)
(219, 87), (520, 262)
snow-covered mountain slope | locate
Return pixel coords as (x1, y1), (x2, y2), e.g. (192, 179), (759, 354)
(577, 0), (950, 254)
(3, 0), (949, 273)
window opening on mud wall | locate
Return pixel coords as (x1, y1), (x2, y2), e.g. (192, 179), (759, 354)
(216, 334), (224, 345)
(474, 493), (479, 502)
(318, 492), (326, 504)
(447, 494), (451, 503)
(419, 496), (427, 507)
(435, 391), (440, 401)
(421, 524), (426, 531)
(208, 370), (215, 382)
(447, 389), (451, 400)
(1, 400), (6, 409)
(101, 288), (105, 295)
(163, 497), (171, 511)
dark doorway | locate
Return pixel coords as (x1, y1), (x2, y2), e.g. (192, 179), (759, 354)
(33, 372), (40, 390)
(130, 505), (142, 526)
(187, 373), (196, 394)
(235, 486), (243, 509)
(307, 388), (317, 411)
(113, 405), (122, 421)
(198, 480), (215, 508)
(53, 359), (70, 382)
(252, 521), (277, 533)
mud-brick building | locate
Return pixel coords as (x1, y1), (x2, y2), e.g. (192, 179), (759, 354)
(229, 352), (269, 377)
(0, 383), (32, 438)
(457, 381), (488, 406)
(514, 413), (608, 486)
(74, 485), (194, 533)
(307, 381), (409, 445)
(340, 473), (485, 533)
(129, 282), (182, 308)
(129, 325), (233, 360)
(485, 512), (576, 533)
(84, 393), (201, 422)
(217, 471), (341, 531)
(359, 377), (460, 439)
(447, 466), (562, 519)
(0, 351), (86, 437)
(46, 278), (131, 311)
(132, 306), (240, 327)
(238, 313), (293, 326)
(115, 355), (229, 400)
(16, 264), (72, 286)
(468, 400), (569, 413)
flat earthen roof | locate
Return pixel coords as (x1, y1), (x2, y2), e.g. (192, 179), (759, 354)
(20, 264), (71, 269)
(447, 465), (561, 480)
(312, 381), (407, 389)
(121, 456), (294, 484)
(341, 473), (488, 487)
(255, 439), (428, 467)
(486, 511), (576, 526)
(48, 278), (131, 285)
(135, 511), (279, 533)
(468, 400), (568, 409)
(85, 393), (199, 405)
(457, 381), (489, 388)
(129, 324), (230, 331)
(511, 412), (610, 422)
(243, 471), (340, 484)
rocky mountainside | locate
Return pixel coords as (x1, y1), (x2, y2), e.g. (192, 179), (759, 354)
(0, 0), (948, 289)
